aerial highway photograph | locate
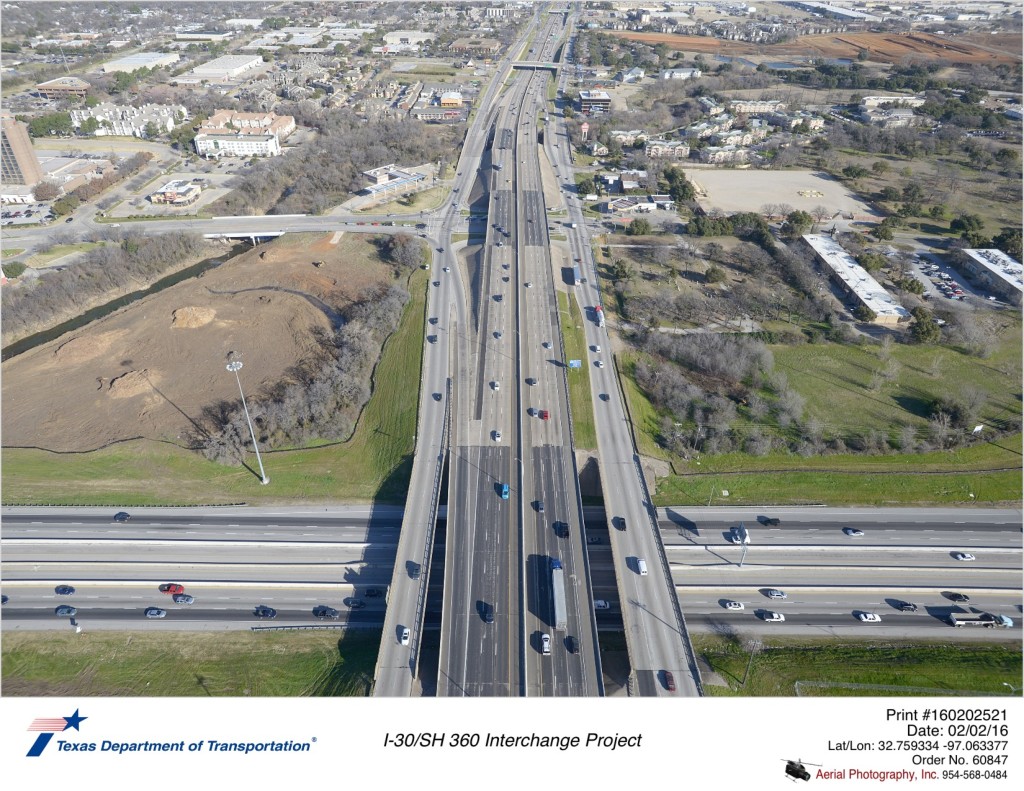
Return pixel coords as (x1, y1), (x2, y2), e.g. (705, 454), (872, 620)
(1, 0), (1021, 712)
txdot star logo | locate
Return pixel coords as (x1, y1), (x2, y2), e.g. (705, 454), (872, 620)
(26, 709), (87, 757)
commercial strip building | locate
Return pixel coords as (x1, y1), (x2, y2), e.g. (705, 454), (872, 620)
(449, 37), (501, 57)
(960, 249), (1023, 307)
(802, 234), (911, 326)
(605, 195), (675, 213)
(383, 30), (436, 46)
(100, 52), (179, 73)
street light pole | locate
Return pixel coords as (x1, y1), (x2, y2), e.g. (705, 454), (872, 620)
(226, 360), (269, 485)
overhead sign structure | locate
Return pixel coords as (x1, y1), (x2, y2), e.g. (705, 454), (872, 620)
(568, 360), (582, 369)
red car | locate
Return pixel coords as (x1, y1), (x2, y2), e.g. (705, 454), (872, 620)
(159, 583), (184, 595)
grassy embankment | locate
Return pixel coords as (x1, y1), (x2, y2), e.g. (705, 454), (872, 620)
(368, 186), (448, 215)
(694, 635), (1022, 697)
(24, 242), (105, 268)
(557, 291), (597, 450)
(2, 266), (427, 506)
(1, 631), (381, 697)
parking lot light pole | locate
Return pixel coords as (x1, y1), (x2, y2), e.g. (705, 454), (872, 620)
(226, 360), (269, 485)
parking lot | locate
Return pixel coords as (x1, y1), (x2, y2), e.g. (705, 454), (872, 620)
(1, 203), (55, 227)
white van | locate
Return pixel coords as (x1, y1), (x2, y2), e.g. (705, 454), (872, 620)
(637, 558), (648, 576)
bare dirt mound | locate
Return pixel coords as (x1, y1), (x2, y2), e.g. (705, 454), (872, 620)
(53, 330), (129, 365)
(171, 306), (216, 329)
(1, 233), (394, 452)
(107, 369), (155, 399)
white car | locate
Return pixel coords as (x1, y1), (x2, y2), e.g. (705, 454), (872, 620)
(542, 341), (551, 349)
(724, 601), (744, 611)
(954, 552), (976, 561)
(762, 611), (785, 623)
(400, 627), (411, 645)
(594, 600), (611, 611)
(525, 281), (532, 288)
(858, 612), (882, 623)
(541, 633), (551, 655)
(491, 381), (500, 390)
(766, 589), (787, 600)
(493, 430), (502, 441)
(443, 266), (450, 273)
(595, 360), (604, 368)
(592, 344), (601, 352)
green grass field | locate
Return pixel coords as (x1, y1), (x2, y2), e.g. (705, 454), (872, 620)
(558, 291), (597, 449)
(616, 348), (1021, 506)
(1, 269), (427, 506)
(695, 635), (1022, 696)
(775, 325), (1023, 437)
(1, 630), (381, 696)
(366, 186), (447, 215)
(25, 242), (104, 268)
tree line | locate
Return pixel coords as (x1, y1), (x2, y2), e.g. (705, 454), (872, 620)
(196, 282), (410, 463)
(1, 231), (207, 343)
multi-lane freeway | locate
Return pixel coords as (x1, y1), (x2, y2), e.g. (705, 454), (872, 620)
(3, 506), (1019, 637)
(2, 7), (1020, 699)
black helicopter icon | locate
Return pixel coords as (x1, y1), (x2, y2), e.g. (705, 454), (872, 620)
(782, 758), (821, 781)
